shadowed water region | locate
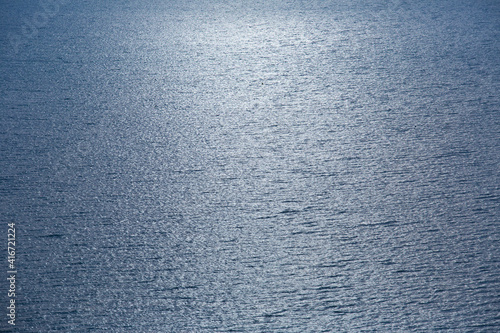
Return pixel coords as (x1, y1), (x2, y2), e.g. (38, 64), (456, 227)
(1, 0), (499, 331)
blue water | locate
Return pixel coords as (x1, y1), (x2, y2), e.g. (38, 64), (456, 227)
(1, 0), (499, 331)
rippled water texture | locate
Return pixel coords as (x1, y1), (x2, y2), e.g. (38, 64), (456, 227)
(1, 0), (499, 331)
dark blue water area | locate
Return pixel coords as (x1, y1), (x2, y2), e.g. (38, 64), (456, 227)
(1, 0), (499, 331)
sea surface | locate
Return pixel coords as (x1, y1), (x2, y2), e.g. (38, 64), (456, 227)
(1, 0), (499, 332)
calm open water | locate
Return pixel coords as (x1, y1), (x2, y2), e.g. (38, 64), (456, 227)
(1, 0), (499, 332)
